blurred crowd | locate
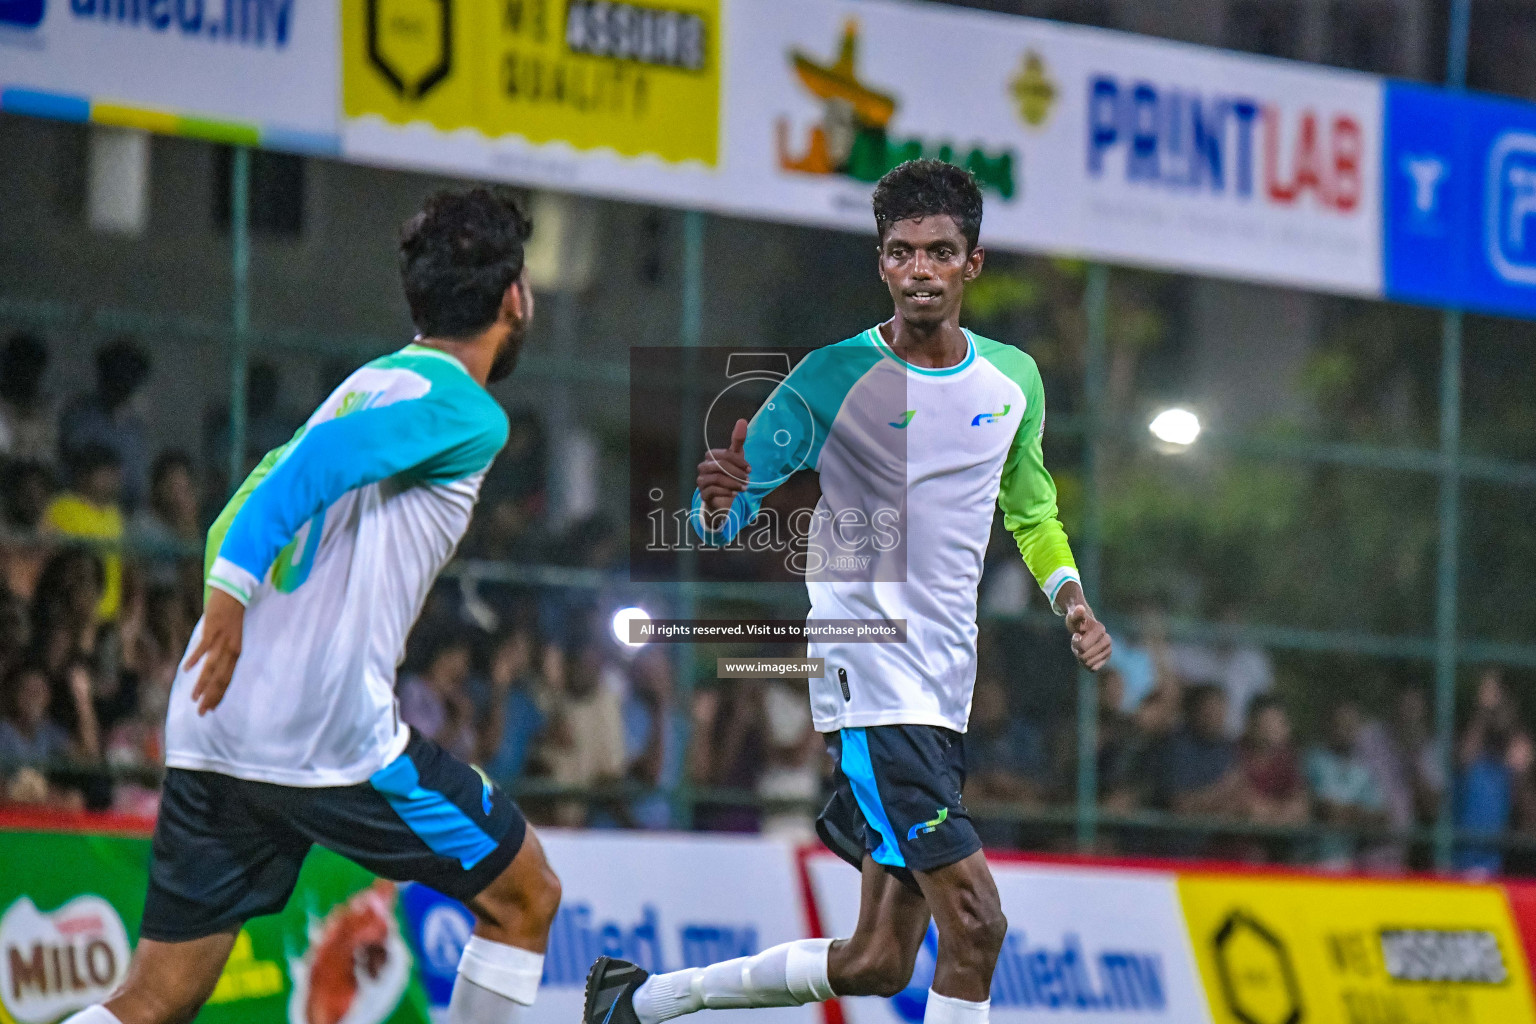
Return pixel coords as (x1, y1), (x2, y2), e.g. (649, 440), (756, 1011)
(3, 328), (1535, 877)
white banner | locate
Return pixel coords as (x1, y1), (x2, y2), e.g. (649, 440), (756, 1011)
(340, 0), (1383, 295)
(0, 0), (337, 146)
(532, 832), (819, 1024)
(805, 852), (1211, 1024)
(725, 0), (1383, 294)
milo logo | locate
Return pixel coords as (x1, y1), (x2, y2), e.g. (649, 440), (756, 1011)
(1, 896), (131, 1023)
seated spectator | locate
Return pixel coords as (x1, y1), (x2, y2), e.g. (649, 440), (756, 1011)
(543, 624), (627, 827)
(0, 460), (55, 600)
(203, 360), (301, 478)
(1357, 687), (1444, 871)
(130, 451), (203, 586)
(1306, 700), (1388, 870)
(0, 592), (26, 671)
(0, 661), (98, 807)
(0, 663), (73, 773)
(757, 676), (821, 842)
(1453, 669), (1533, 876)
(969, 676), (1052, 806)
(28, 548), (134, 741)
(624, 646), (688, 831)
(1092, 667), (1139, 801)
(964, 673), (1054, 850)
(1158, 684), (1247, 819)
(687, 682), (766, 834)
(59, 338), (152, 511)
(1103, 670), (1183, 815)
(398, 631), (479, 763)
(1240, 697), (1308, 826)
(477, 623), (549, 784)
(0, 332), (57, 466)
(1167, 623), (1273, 739)
(44, 445), (125, 621)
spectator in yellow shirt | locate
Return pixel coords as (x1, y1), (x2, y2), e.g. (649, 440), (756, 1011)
(43, 444), (124, 621)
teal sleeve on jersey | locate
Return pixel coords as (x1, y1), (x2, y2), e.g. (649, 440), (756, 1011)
(690, 340), (883, 545)
(208, 386), (506, 604)
(985, 342), (1080, 610)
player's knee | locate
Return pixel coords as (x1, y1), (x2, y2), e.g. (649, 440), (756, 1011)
(951, 898), (1008, 958)
(479, 858), (561, 933)
(109, 983), (208, 1024)
(521, 861), (562, 928)
(836, 944), (916, 998)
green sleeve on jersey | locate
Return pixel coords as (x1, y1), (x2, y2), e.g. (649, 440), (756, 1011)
(981, 338), (1080, 607)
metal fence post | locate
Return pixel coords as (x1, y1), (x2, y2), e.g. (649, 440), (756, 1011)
(1076, 262), (1109, 851)
(228, 146), (251, 493)
(1434, 0), (1472, 874)
(673, 209), (706, 828)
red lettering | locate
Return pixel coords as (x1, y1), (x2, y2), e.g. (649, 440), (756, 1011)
(1266, 107), (1328, 206)
(49, 945), (63, 994)
(1332, 114), (1362, 212)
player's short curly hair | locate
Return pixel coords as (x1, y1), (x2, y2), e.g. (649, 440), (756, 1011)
(399, 187), (534, 339)
(872, 159), (984, 252)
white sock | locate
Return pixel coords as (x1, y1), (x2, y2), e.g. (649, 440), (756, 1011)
(60, 1008), (122, 1024)
(632, 938), (834, 1024)
(449, 936), (544, 1024)
(922, 990), (989, 1024)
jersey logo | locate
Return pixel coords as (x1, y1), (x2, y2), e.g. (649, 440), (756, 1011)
(970, 404), (1011, 426)
(888, 410), (916, 429)
(907, 807), (949, 839)
(837, 667), (851, 701)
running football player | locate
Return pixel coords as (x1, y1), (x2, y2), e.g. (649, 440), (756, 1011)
(584, 160), (1112, 1024)
(65, 188), (561, 1024)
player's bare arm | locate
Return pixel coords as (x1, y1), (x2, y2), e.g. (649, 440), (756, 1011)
(184, 587), (244, 715)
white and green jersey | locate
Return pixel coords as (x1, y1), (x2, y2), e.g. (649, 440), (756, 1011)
(166, 344), (508, 787)
(692, 328), (1078, 734)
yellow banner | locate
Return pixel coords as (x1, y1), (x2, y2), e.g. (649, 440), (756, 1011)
(342, 0), (720, 165)
(1180, 874), (1536, 1024)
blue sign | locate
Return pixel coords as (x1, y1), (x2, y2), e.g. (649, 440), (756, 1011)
(398, 883), (475, 1013)
(1384, 81), (1536, 318)
(0, 0), (45, 28)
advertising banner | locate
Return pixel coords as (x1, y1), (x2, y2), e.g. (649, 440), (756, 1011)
(340, 0), (1384, 297)
(341, 0), (718, 164)
(339, 0), (723, 201)
(1179, 873), (1536, 1024)
(0, 0), (337, 150)
(727, 0), (1382, 294)
(396, 831), (819, 1024)
(805, 852), (1212, 1024)
(0, 829), (429, 1024)
(1382, 81), (1536, 319)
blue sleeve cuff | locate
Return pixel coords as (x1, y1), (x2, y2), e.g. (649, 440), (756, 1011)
(689, 490), (750, 545)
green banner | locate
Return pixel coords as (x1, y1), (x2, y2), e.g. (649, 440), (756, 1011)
(0, 830), (432, 1024)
